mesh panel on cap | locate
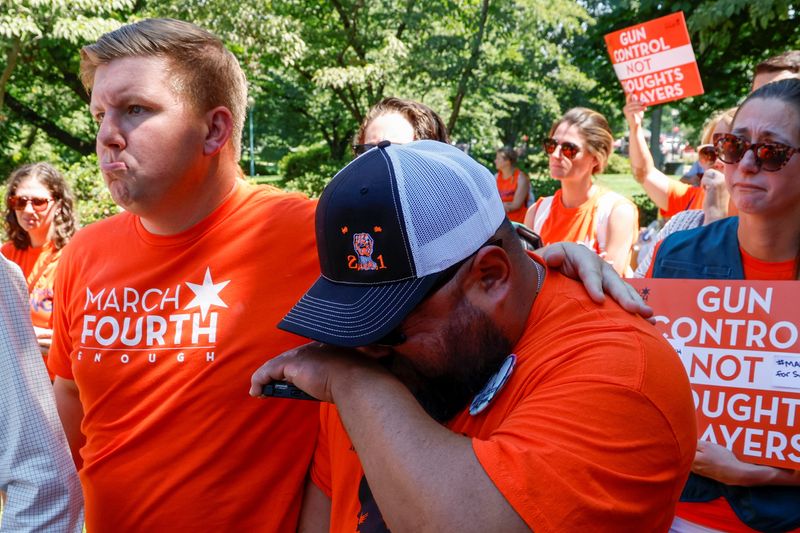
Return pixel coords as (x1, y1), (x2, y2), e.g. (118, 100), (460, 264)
(388, 141), (505, 277)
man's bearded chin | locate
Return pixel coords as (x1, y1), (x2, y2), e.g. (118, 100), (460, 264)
(388, 300), (512, 423)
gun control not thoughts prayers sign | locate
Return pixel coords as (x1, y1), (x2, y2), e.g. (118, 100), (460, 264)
(604, 12), (704, 105)
(629, 279), (800, 470)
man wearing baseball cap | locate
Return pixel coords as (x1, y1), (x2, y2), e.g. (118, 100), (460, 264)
(250, 140), (696, 531)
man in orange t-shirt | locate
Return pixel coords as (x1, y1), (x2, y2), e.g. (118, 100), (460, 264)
(251, 141), (696, 532)
(49, 19), (320, 531)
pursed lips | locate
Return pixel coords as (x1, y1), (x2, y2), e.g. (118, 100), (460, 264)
(100, 160), (127, 173)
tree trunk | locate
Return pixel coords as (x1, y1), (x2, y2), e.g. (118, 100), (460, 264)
(0, 38), (22, 120)
(447, 0), (490, 134)
(649, 106), (663, 171)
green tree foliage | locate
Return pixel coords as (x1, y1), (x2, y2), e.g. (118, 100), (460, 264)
(64, 155), (119, 225)
(2, 0), (796, 206)
(185, 0), (598, 163)
(0, 0), (134, 178)
(573, 0), (800, 142)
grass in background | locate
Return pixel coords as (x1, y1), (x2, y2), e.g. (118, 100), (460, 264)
(594, 173), (640, 200)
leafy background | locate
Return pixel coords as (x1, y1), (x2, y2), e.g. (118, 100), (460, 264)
(1, 0), (798, 228)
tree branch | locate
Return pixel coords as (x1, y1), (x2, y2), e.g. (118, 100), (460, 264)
(395, 0), (417, 40)
(294, 64), (363, 129)
(0, 38), (23, 119)
(329, 0), (376, 104)
(5, 93), (94, 155)
(330, 0), (367, 60)
(447, 0), (490, 133)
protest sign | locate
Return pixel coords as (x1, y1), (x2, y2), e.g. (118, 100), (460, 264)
(604, 12), (704, 105)
(628, 279), (800, 469)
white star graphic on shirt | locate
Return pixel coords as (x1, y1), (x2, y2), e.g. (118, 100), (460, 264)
(184, 267), (230, 321)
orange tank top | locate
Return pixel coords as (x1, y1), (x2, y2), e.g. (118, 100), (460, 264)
(496, 168), (528, 223)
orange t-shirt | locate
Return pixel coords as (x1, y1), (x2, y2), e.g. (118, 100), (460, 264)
(1, 241), (45, 279)
(648, 241), (799, 532)
(530, 188), (638, 257)
(496, 169), (528, 223)
(2, 240), (61, 328)
(311, 262), (696, 532)
(662, 181), (705, 218)
(26, 241), (62, 329)
(49, 181), (321, 531)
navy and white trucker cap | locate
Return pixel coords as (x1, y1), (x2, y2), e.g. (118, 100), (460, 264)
(278, 140), (505, 347)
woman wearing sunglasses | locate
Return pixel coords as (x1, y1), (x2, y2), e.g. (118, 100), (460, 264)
(625, 99), (737, 221)
(680, 110), (735, 188)
(680, 144), (716, 187)
(2, 162), (77, 360)
(633, 107), (737, 277)
(649, 79), (800, 533)
(524, 107), (638, 276)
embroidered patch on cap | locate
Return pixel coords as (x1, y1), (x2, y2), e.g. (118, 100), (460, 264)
(346, 231), (387, 271)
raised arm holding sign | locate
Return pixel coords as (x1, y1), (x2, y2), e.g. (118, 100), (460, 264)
(605, 12), (704, 106)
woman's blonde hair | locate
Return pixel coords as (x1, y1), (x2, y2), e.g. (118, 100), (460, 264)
(700, 107), (737, 145)
(550, 107), (613, 174)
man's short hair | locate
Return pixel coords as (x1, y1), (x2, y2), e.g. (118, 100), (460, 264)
(754, 50), (800, 76)
(80, 18), (248, 161)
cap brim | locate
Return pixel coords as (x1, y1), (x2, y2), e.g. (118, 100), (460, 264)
(278, 273), (441, 347)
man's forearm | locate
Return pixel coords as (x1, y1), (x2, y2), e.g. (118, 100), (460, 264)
(331, 368), (527, 533)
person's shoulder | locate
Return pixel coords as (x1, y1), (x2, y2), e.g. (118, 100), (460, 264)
(237, 182), (318, 244)
(60, 211), (133, 262)
(533, 270), (660, 343)
(521, 271), (680, 387)
(596, 190), (636, 226)
(242, 181), (317, 214)
(597, 187), (633, 207)
(663, 209), (705, 233)
(662, 214), (736, 247)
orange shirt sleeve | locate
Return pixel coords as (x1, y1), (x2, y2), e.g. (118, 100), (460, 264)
(665, 181), (705, 217)
(310, 403), (334, 498)
(48, 244), (75, 380)
(471, 339), (692, 531)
